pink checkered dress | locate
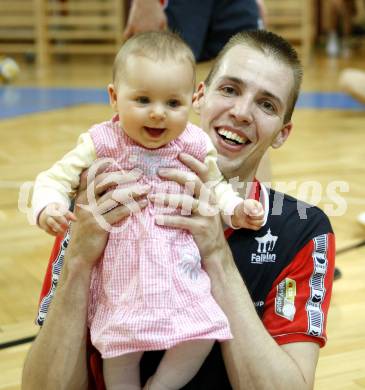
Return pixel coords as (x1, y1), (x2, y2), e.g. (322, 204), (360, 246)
(88, 116), (232, 358)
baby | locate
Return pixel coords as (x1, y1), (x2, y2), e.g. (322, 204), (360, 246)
(32, 31), (264, 389)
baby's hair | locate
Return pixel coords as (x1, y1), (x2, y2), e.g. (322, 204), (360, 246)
(113, 30), (196, 87)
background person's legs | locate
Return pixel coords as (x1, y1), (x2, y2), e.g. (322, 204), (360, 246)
(164, 0), (215, 61)
(103, 351), (144, 390)
(326, 0), (357, 56)
(203, 0), (259, 60)
(165, 0), (259, 61)
(144, 339), (214, 390)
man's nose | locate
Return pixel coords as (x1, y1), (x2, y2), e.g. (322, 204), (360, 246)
(230, 96), (253, 124)
(149, 104), (166, 121)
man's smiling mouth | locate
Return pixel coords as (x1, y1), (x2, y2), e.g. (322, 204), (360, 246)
(216, 128), (250, 146)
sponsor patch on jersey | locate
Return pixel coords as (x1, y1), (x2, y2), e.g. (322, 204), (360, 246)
(251, 228), (278, 264)
(275, 278), (296, 321)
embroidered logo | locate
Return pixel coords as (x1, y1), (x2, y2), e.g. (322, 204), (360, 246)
(129, 147), (175, 176)
(251, 228), (278, 264)
(275, 278), (296, 321)
(179, 253), (201, 280)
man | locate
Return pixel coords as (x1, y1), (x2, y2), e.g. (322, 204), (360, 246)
(22, 30), (335, 389)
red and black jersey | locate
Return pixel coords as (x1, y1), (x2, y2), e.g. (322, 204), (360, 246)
(37, 184), (335, 389)
(140, 185), (335, 389)
(226, 185), (335, 346)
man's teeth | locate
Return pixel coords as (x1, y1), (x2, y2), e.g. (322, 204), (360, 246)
(217, 129), (246, 145)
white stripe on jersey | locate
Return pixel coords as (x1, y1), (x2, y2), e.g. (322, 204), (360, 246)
(306, 234), (328, 337)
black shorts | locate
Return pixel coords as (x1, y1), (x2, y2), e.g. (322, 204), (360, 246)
(165, 0), (259, 61)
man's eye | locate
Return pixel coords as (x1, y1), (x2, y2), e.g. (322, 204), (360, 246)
(260, 100), (276, 113)
(136, 96), (150, 104)
(220, 86), (237, 96)
(167, 99), (181, 108)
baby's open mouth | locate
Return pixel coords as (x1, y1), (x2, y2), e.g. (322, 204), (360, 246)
(144, 126), (166, 138)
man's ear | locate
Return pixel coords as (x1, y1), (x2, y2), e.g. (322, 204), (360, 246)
(107, 84), (118, 112)
(271, 122), (292, 149)
(192, 82), (206, 114)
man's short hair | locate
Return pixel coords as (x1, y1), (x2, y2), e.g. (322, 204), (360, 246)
(113, 30), (196, 87)
(205, 30), (303, 123)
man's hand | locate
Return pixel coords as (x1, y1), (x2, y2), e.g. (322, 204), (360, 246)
(149, 152), (229, 262)
(123, 0), (167, 40)
(66, 167), (149, 270)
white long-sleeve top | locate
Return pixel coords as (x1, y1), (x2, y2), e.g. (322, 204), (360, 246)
(32, 124), (243, 227)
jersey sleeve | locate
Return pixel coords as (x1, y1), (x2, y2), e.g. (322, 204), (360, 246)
(262, 232), (335, 347)
(203, 134), (243, 227)
(32, 132), (97, 223)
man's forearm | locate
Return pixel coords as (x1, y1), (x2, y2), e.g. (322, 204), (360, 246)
(22, 168), (139, 389)
(22, 257), (92, 390)
(206, 247), (315, 390)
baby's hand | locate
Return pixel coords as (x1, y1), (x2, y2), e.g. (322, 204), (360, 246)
(232, 199), (264, 230)
(38, 203), (77, 236)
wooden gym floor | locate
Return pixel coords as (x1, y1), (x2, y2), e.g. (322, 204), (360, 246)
(0, 46), (365, 389)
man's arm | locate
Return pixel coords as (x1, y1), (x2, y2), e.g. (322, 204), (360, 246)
(22, 244), (93, 389)
(123, 0), (167, 39)
(22, 169), (149, 390)
(154, 210), (319, 389)
(205, 244), (319, 390)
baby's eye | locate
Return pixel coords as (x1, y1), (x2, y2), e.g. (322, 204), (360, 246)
(136, 96), (150, 104)
(220, 86), (237, 96)
(167, 99), (181, 108)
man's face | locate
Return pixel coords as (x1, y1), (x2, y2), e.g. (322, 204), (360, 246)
(194, 45), (293, 180)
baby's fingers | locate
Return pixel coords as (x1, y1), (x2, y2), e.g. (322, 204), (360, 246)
(246, 214), (265, 228)
(243, 199), (264, 217)
(52, 215), (70, 229)
(246, 212), (265, 221)
(47, 217), (66, 235)
(65, 210), (77, 222)
(244, 222), (262, 231)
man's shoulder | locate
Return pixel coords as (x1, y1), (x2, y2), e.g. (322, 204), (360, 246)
(228, 186), (334, 305)
(266, 187), (333, 235)
(229, 186), (333, 256)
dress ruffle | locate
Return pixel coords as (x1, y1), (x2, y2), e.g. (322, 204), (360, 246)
(90, 295), (232, 358)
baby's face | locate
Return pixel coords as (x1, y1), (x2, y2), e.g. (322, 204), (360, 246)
(109, 55), (194, 149)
